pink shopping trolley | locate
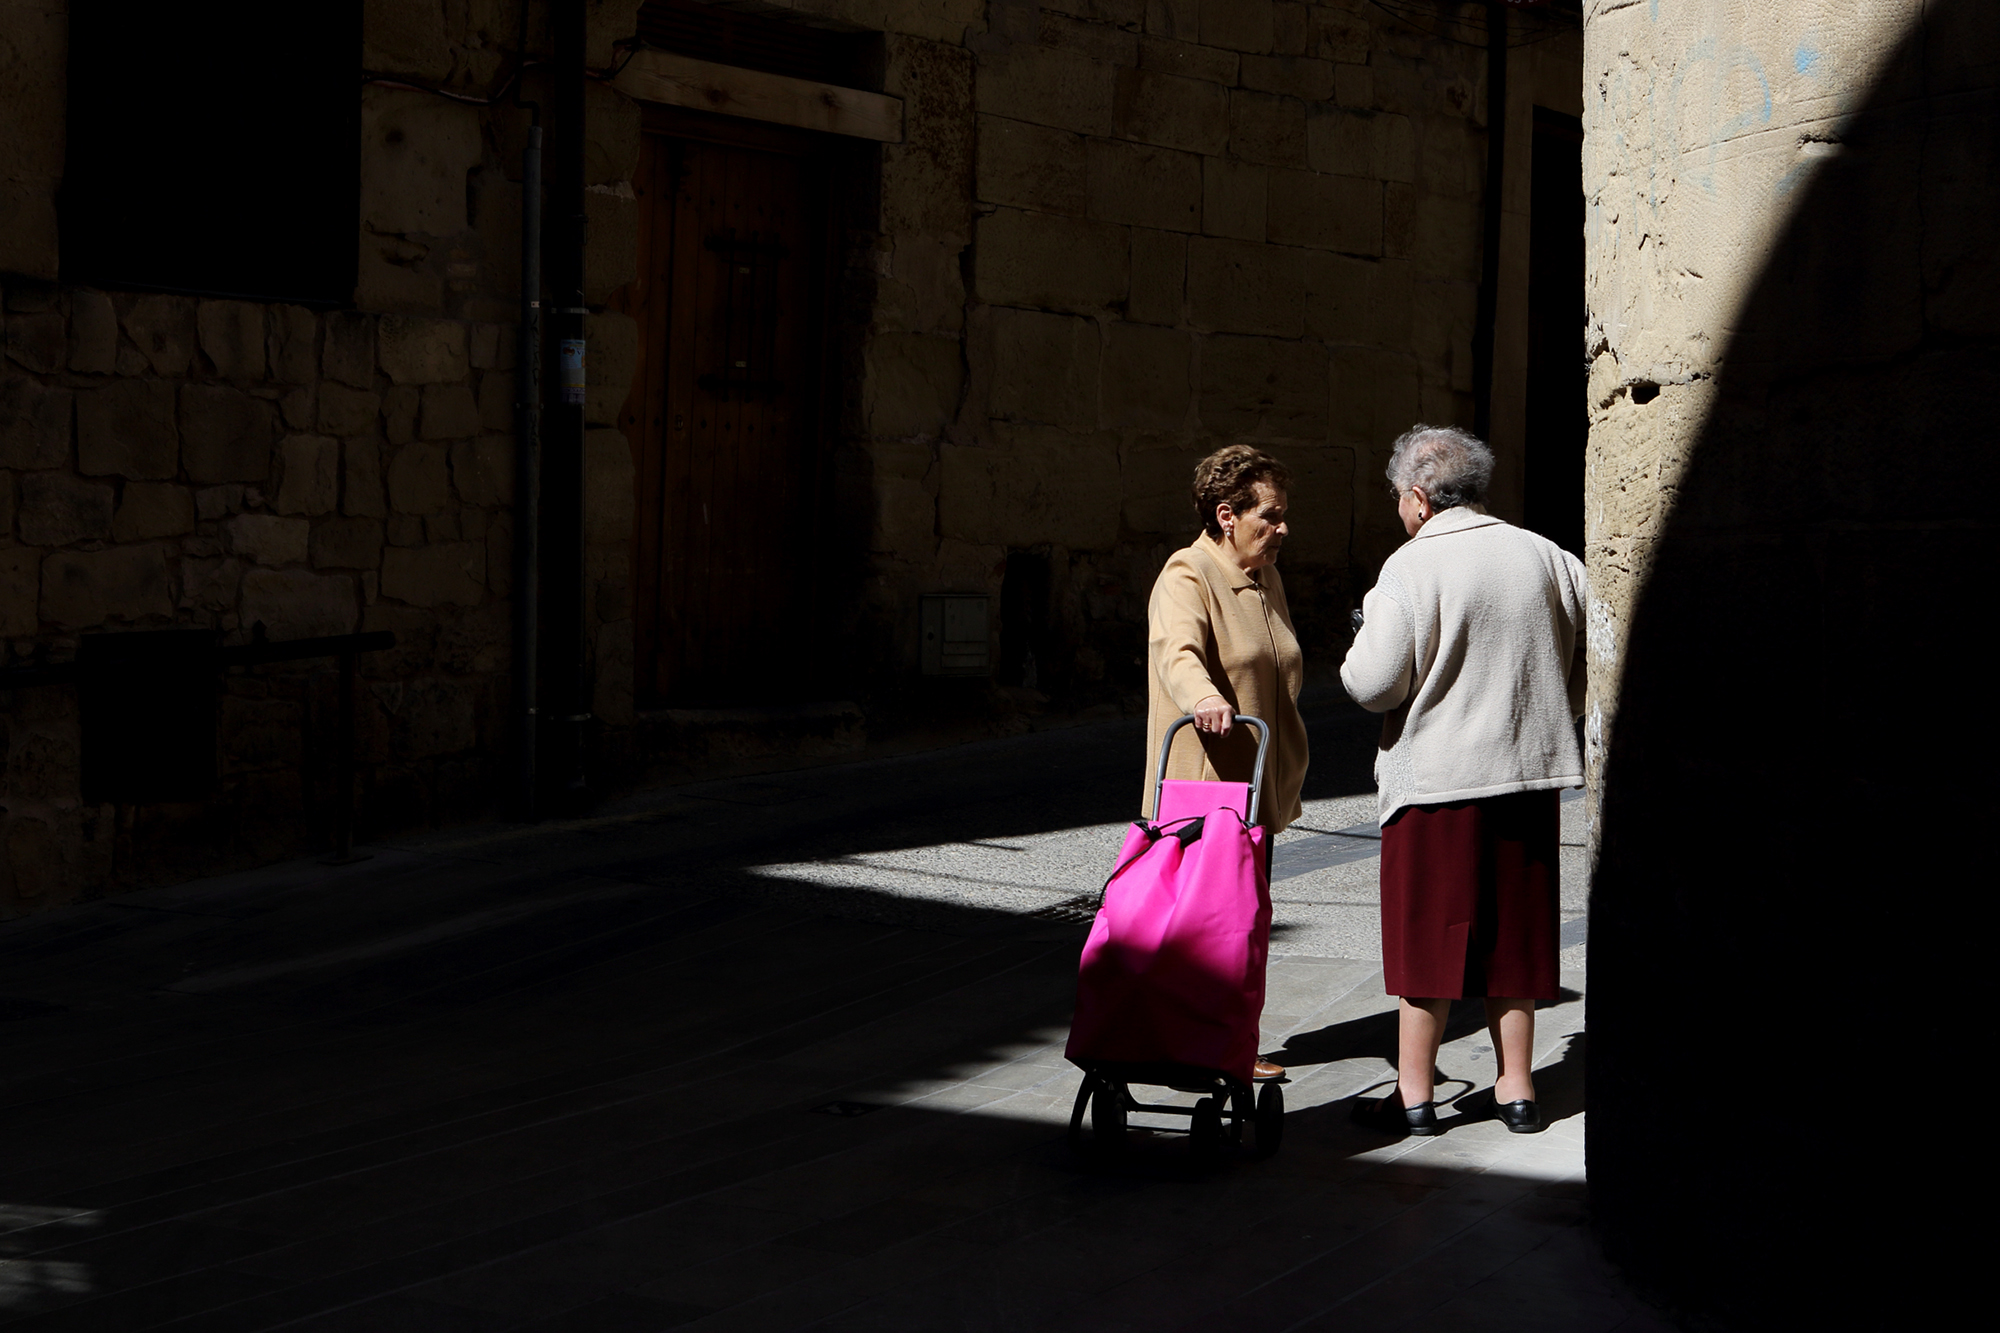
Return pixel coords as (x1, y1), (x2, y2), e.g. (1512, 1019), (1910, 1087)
(1065, 713), (1285, 1159)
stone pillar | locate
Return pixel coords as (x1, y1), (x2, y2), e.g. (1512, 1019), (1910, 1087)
(1582, 2), (1994, 1322)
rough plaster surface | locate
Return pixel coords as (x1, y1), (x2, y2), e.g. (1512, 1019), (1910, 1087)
(1580, 0), (1919, 809)
(1580, 3), (1993, 1321)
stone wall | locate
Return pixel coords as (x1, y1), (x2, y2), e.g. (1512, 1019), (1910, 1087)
(3, 0), (1583, 911)
(838, 0), (1578, 712)
(1, 287), (528, 906)
(1, 2), (645, 912)
(1579, 0), (1915, 802)
(0, 0), (64, 282)
(1580, 1), (1993, 1321)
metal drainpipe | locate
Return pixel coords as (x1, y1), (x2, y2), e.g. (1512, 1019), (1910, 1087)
(1472, 0), (1509, 441)
(512, 118), (542, 820)
(542, 0), (590, 811)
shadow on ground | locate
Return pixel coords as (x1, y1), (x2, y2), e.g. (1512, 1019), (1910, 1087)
(0, 704), (1657, 1330)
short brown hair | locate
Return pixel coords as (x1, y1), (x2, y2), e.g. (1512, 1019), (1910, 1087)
(1191, 445), (1291, 537)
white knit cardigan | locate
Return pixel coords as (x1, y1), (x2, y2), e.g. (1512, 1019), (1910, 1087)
(1339, 507), (1589, 824)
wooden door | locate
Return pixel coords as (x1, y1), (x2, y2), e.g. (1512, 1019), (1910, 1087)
(625, 112), (832, 706)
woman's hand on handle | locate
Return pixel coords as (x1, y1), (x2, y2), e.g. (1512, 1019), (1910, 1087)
(1192, 695), (1233, 737)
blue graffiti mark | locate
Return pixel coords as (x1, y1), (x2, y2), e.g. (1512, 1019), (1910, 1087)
(1669, 38), (1774, 198)
(1713, 48), (1773, 144)
(1795, 41), (1821, 76)
(1773, 162), (1810, 198)
(1650, 0), (1660, 19)
(1668, 37), (1718, 196)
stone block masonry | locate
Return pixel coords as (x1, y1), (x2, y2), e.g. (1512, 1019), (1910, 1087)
(848, 0), (1548, 707)
(1, 0), (1580, 914)
(0, 2), (651, 912)
(1, 288), (530, 912)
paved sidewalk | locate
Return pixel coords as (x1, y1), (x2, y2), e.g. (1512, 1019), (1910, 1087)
(0, 708), (1670, 1331)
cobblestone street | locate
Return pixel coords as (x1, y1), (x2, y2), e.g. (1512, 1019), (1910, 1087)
(0, 707), (1666, 1331)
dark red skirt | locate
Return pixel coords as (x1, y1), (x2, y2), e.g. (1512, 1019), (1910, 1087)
(1379, 789), (1561, 1000)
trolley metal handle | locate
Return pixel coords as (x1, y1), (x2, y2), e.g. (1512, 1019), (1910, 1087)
(1152, 713), (1271, 828)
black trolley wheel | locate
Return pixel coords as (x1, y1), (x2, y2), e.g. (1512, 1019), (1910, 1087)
(1252, 1080), (1285, 1157)
(1189, 1096), (1225, 1159)
(1090, 1079), (1129, 1157)
(1067, 1075), (1096, 1156)
(1230, 1085), (1255, 1146)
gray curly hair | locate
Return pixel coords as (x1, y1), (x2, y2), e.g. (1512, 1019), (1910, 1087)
(1385, 424), (1494, 511)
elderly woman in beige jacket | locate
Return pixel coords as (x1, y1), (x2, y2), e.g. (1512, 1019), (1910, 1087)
(1146, 445), (1310, 1081)
(1341, 425), (1586, 1137)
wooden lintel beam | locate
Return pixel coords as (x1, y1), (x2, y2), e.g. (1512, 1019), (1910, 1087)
(612, 50), (904, 144)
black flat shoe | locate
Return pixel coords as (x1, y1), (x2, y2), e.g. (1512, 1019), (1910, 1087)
(1351, 1094), (1440, 1137)
(1493, 1097), (1541, 1134)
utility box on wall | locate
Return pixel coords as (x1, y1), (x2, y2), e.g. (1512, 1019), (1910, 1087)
(919, 595), (990, 677)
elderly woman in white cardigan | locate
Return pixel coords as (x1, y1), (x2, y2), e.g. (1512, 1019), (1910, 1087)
(1340, 425), (1587, 1137)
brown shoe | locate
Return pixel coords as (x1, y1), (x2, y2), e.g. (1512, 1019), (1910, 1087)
(1253, 1058), (1285, 1080)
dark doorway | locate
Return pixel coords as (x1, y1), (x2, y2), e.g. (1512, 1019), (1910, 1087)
(999, 551), (1054, 692)
(624, 109), (836, 706)
(1524, 107), (1585, 556)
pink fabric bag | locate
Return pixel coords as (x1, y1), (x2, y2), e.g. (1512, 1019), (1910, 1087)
(1156, 778), (1250, 826)
(1065, 781), (1272, 1086)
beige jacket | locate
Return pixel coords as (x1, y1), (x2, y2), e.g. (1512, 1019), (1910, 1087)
(1340, 507), (1588, 824)
(1144, 534), (1308, 831)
